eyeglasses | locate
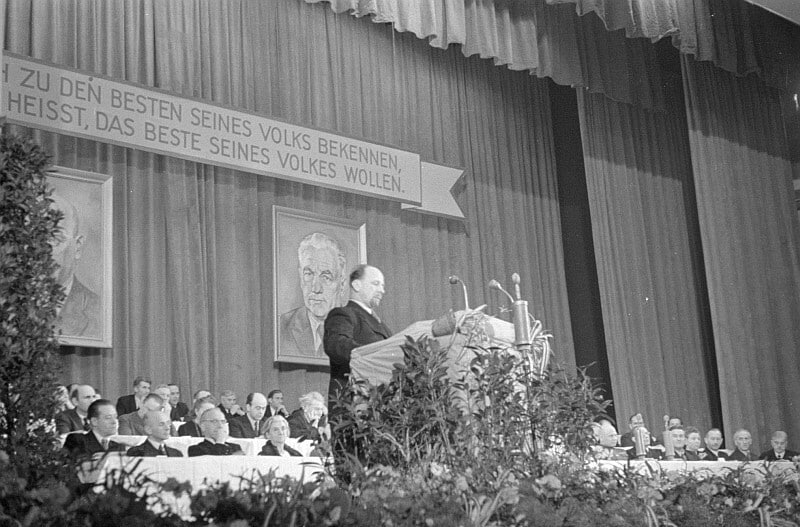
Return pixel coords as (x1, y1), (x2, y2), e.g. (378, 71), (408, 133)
(201, 419), (228, 425)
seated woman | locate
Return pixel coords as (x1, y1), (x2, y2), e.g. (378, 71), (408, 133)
(288, 391), (329, 442)
(259, 415), (302, 457)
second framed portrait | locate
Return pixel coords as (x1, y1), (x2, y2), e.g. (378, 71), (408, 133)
(273, 206), (366, 366)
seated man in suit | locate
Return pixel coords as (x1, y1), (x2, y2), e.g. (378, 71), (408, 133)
(668, 425), (699, 461)
(62, 399), (125, 458)
(701, 428), (728, 460)
(118, 393), (166, 435)
(618, 413), (662, 459)
(116, 376), (151, 416)
(56, 384), (98, 434)
(168, 383), (190, 421)
(152, 384), (174, 422)
(126, 410), (182, 457)
(265, 390), (288, 419)
(759, 430), (799, 461)
(728, 428), (758, 461)
(187, 407), (245, 456)
(178, 397), (216, 437)
(228, 392), (268, 438)
(218, 390), (244, 421)
(590, 418), (628, 460)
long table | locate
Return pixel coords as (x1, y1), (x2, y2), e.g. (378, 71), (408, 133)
(598, 459), (799, 481)
(81, 452), (329, 519)
(107, 434), (317, 457)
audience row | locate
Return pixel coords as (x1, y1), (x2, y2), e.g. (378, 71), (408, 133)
(56, 376), (329, 459)
(592, 412), (798, 462)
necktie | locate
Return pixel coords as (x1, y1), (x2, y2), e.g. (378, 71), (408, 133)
(158, 446), (166, 456)
(253, 420), (259, 435)
(83, 417), (91, 431)
(777, 453), (783, 460)
(100, 438), (109, 451)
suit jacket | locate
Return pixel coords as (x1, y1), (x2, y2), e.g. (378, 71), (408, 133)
(759, 448), (800, 461)
(116, 394), (139, 416)
(63, 431), (125, 457)
(287, 408), (321, 442)
(55, 278), (100, 338)
(265, 406), (289, 419)
(259, 441), (302, 457)
(280, 306), (324, 359)
(118, 411), (147, 435)
(323, 301), (392, 402)
(126, 439), (183, 457)
(178, 421), (203, 437)
(171, 402), (190, 421)
(728, 448), (759, 462)
(56, 408), (88, 434)
(228, 415), (263, 438)
(699, 449), (729, 461)
(187, 439), (244, 456)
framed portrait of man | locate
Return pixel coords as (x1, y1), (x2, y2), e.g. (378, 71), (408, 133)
(47, 167), (113, 348)
(273, 206), (366, 366)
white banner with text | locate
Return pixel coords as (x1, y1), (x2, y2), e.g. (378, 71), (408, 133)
(3, 52), (467, 217)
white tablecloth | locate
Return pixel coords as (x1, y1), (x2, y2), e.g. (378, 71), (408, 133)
(599, 459), (799, 481)
(109, 435), (316, 456)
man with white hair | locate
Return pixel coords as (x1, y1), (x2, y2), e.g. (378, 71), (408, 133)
(280, 232), (347, 359)
(187, 407), (245, 456)
(728, 428), (758, 461)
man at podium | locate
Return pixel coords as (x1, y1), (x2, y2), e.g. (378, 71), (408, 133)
(323, 264), (393, 408)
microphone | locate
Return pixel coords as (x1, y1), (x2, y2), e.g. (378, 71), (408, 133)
(448, 275), (470, 310)
(490, 276), (531, 351)
(488, 279), (514, 304)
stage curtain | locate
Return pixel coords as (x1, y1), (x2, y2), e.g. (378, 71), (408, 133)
(547, 0), (800, 93)
(308, 0), (666, 108)
(576, 83), (719, 433)
(3, 0), (576, 404)
(682, 56), (800, 447)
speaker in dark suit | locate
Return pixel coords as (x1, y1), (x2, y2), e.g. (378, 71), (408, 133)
(323, 266), (392, 406)
(126, 439), (182, 457)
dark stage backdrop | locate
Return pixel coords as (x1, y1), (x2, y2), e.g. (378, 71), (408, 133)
(4, 0), (576, 407)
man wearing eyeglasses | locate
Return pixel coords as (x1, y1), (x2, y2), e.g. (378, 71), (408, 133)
(187, 407), (244, 456)
(228, 392), (268, 438)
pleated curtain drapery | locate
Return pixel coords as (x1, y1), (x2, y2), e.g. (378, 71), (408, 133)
(3, 0), (576, 403)
(576, 86), (720, 434)
(681, 57), (800, 446)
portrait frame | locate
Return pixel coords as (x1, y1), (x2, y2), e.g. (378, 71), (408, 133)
(47, 166), (113, 348)
(273, 206), (366, 366)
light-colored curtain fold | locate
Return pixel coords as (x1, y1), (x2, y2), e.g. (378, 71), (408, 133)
(312, 0), (799, 106)
(577, 86), (718, 433)
(4, 0), (576, 403)
(309, 0), (666, 108)
(682, 56), (800, 447)
(548, 0), (800, 93)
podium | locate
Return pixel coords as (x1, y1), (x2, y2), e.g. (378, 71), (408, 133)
(349, 310), (517, 386)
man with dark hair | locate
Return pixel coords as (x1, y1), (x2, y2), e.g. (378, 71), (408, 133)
(126, 410), (182, 457)
(62, 399), (125, 457)
(323, 264), (392, 406)
(178, 397), (217, 437)
(728, 428), (758, 461)
(702, 428), (728, 460)
(187, 407), (245, 456)
(168, 383), (190, 421)
(618, 412), (662, 459)
(56, 384), (98, 434)
(265, 390), (288, 419)
(229, 392), (268, 438)
(116, 376), (151, 415)
(118, 393), (165, 435)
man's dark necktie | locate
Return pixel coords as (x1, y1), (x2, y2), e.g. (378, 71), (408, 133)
(83, 417), (91, 431)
